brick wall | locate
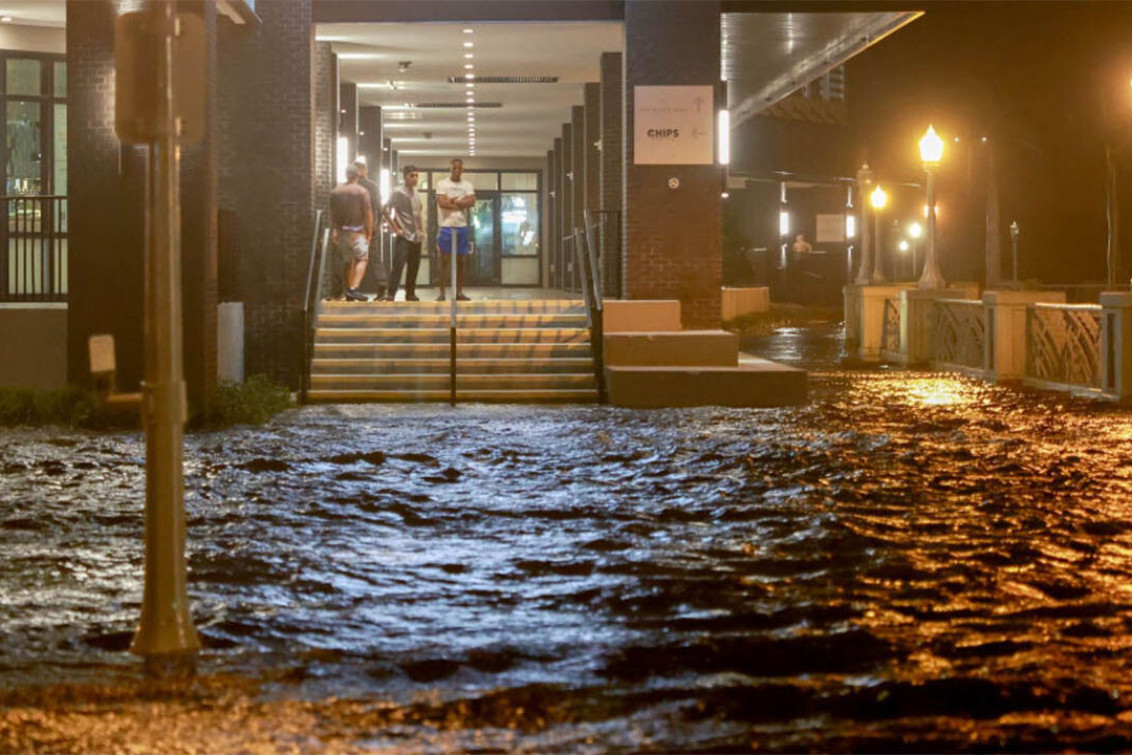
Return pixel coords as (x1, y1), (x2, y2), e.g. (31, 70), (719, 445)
(584, 83), (601, 215)
(624, 0), (722, 329)
(218, 0), (315, 388)
(600, 52), (622, 216)
(66, 0), (147, 389)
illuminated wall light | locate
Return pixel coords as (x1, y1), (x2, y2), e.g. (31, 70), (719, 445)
(336, 136), (349, 183)
(846, 214), (856, 239)
(379, 168), (391, 203)
(717, 109), (730, 165)
(779, 210), (790, 237)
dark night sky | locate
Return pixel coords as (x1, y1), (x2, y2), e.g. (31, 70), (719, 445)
(846, 1), (1132, 282)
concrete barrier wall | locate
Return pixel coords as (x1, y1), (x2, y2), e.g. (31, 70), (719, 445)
(721, 287), (770, 321)
(603, 300), (681, 332)
(0, 304), (68, 390)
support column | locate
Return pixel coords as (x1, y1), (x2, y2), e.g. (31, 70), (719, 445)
(1101, 292), (1132, 399)
(67, 0), (218, 411)
(984, 290), (1066, 382)
(546, 148), (556, 288)
(624, 0), (722, 328)
(584, 84), (600, 219)
(600, 51), (623, 297)
(67, 0), (146, 390)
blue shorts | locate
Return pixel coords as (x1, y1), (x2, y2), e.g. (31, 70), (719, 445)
(436, 226), (470, 256)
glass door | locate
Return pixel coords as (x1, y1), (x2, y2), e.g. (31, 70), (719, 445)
(466, 192), (498, 286)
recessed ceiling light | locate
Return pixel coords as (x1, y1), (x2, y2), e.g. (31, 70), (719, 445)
(466, 83), (475, 88)
(465, 53), (474, 59)
(464, 64), (474, 70)
(465, 74), (475, 80)
(463, 28), (474, 33)
(463, 41), (474, 48)
(1, 16), (12, 23)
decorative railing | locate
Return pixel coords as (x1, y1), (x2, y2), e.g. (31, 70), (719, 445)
(0, 195), (68, 302)
(1025, 303), (1102, 391)
(931, 299), (985, 372)
(881, 297), (901, 355)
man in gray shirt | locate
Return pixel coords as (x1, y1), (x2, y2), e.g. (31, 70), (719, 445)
(381, 164), (424, 302)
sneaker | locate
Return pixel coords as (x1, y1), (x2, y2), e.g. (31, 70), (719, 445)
(436, 293), (446, 302)
(406, 294), (420, 302)
(456, 293), (470, 302)
(345, 288), (368, 302)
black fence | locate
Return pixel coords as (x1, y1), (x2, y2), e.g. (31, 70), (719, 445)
(0, 195), (68, 303)
(555, 210), (621, 299)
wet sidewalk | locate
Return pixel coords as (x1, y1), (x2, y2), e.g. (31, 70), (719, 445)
(5, 324), (1132, 752)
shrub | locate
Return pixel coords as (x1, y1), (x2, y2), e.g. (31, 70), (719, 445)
(196, 374), (293, 429)
(0, 385), (99, 427)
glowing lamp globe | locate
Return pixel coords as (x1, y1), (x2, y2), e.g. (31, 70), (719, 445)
(919, 125), (943, 167)
(870, 185), (888, 210)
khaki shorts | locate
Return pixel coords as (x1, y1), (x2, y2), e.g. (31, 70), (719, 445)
(337, 231), (369, 262)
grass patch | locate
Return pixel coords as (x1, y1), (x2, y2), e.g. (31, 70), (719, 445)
(0, 385), (100, 428)
(723, 303), (843, 337)
(195, 374), (294, 430)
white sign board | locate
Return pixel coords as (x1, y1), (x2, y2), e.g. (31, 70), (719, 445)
(816, 214), (846, 244)
(634, 85), (714, 165)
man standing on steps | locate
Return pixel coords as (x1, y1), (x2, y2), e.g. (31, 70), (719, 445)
(434, 157), (475, 302)
(382, 164), (424, 302)
(355, 160), (388, 301)
(329, 163), (373, 302)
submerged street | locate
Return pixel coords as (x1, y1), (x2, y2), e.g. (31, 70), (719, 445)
(5, 325), (1132, 752)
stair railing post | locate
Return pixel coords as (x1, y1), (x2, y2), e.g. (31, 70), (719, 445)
(449, 228), (458, 406)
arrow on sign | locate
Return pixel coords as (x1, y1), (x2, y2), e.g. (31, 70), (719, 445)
(692, 127), (704, 139)
(693, 96), (705, 112)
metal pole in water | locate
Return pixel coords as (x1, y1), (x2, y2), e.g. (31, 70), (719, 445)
(129, 0), (200, 674)
(449, 229), (457, 406)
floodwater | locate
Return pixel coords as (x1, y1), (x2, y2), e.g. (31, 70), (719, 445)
(7, 324), (1132, 752)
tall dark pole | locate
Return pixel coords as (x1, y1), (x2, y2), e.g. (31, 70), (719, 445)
(129, 0), (200, 674)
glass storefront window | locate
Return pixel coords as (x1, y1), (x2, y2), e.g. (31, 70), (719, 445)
(501, 193), (539, 257)
(502, 173), (538, 191)
(463, 171), (497, 191)
(7, 101), (42, 195)
(53, 61), (65, 97)
(53, 104), (66, 198)
(6, 59), (41, 97)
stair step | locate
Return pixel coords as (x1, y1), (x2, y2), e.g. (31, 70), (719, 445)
(320, 299), (587, 315)
(317, 313), (589, 329)
(313, 342), (593, 359)
(310, 372), (596, 390)
(305, 388), (599, 404)
(315, 327), (591, 344)
(311, 357), (595, 375)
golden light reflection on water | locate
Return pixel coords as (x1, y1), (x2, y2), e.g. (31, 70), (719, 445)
(901, 376), (980, 407)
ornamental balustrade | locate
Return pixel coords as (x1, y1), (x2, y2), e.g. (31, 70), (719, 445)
(1024, 303), (1102, 393)
(931, 298), (985, 373)
(881, 297), (901, 355)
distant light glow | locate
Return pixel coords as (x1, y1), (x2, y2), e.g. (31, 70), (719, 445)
(920, 124), (944, 166)
(717, 109), (730, 165)
(870, 185), (887, 210)
(846, 215), (857, 239)
(779, 211), (790, 236)
(379, 168), (391, 203)
(898, 239), (910, 252)
(908, 221), (923, 239)
(336, 136), (349, 183)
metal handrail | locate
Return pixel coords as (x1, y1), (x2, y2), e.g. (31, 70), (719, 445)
(301, 210), (329, 402)
(574, 219), (607, 404)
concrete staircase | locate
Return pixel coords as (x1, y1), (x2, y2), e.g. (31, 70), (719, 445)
(307, 298), (599, 403)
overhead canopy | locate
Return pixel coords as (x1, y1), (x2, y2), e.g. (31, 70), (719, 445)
(323, 9), (920, 159)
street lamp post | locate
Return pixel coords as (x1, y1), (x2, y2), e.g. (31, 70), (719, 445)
(869, 184), (888, 283)
(853, 163), (875, 285)
(1009, 220), (1020, 283)
(908, 221), (923, 281)
(918, 125), (945, 289)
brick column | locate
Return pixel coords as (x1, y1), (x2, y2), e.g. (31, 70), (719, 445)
(560, 124), (572, 284)
(584, 83), (600, 217)
(67, 0), (218, 410)
(624, 0), (722, 328)
(181, 0), (219, 411)
(546, 148), (556, 287)
(552, 137), (562, 288)
(66, 0), (146, 390)
(218, 0), (315, 388)
(600, 52), (622, 216)
(339, 81), (358, 167)
(313, 43), (336, 213)
(571, 105), (584, 235)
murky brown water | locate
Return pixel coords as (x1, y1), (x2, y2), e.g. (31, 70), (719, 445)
(6, 324), (1132, 752)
